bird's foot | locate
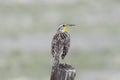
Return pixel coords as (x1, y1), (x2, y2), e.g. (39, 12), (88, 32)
(61, 59), (67, 65)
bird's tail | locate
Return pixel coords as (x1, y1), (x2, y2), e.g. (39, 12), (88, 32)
(53, 53), (60, 66)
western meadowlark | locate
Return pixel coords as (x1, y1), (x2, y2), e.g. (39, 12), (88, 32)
(51, 24), (75, 65)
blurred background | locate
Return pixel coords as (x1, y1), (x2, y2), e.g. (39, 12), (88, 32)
(0, 0), (120, 80)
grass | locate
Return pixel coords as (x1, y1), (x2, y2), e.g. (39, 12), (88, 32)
(0, 49), (120, 80)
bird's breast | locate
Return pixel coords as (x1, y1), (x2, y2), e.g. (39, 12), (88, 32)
(59, 32), (69, 39)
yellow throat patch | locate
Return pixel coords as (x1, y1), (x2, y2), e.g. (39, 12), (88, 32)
(64, 27), (69, 32)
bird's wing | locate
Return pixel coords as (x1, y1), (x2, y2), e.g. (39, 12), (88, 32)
(51, 33), (60, 57)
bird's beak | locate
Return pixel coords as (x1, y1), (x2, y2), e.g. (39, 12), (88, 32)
(67, 24), (76, 27)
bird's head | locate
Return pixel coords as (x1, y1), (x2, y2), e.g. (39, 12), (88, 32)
(57, 24), (75, 32)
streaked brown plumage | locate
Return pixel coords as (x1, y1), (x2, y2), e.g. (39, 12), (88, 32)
(51, 24), (71, 65)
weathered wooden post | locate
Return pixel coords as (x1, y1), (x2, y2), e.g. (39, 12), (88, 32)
(50, 64), (76, 80)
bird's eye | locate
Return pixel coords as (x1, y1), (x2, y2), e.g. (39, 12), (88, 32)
(63, 24), (66, 27)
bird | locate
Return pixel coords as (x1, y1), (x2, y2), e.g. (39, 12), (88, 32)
(51, 24), (75, 65)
